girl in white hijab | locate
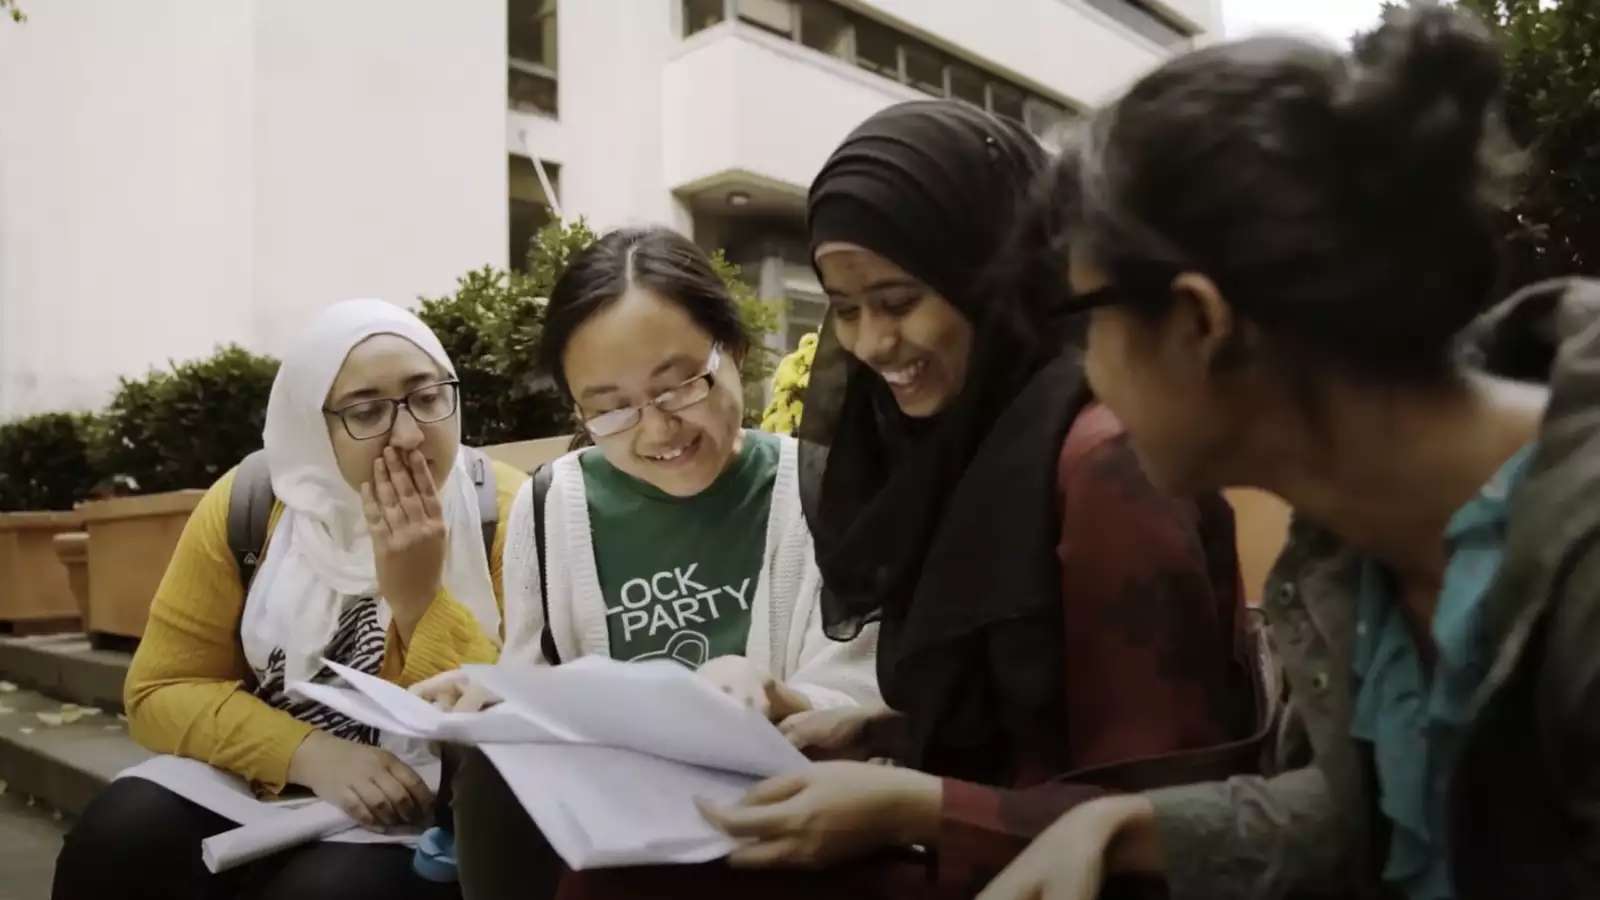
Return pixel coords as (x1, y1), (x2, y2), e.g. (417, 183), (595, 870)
(55, 299), (525, 900)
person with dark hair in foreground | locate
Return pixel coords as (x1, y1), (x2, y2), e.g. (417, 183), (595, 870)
(983, 6), (1600, 899)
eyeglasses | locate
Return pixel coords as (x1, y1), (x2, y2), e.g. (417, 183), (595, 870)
(324, 380), (460, 441)
(582, 344), (722, 438)
(1065, 285), (1129, 313)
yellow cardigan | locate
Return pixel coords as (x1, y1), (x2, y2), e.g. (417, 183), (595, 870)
(124, 459), (527, 793)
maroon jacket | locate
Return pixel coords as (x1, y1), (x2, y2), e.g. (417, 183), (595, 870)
(557, 404), (1268, 899)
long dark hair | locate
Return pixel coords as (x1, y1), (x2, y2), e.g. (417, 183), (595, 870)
(1062, 4), (1518, 380)
(539, 226), (750, 401)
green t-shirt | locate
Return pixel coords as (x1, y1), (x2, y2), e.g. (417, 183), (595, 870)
(581, 429), (780, 669)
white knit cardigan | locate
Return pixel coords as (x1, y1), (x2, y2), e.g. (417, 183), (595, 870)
(501, 435), (880, 711)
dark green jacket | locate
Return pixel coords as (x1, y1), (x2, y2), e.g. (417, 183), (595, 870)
(1146, 278), (1600, 900)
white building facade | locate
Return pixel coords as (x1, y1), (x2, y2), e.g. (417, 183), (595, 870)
(0, 0), (1218, 420)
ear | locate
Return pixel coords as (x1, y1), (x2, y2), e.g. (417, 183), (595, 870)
(1165, 272), (1239, 372)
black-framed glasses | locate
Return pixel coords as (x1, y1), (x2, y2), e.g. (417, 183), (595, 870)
(324, 380), (460, 440)
(1065, 285), (1130, 314)
(582, 344), (722, 438)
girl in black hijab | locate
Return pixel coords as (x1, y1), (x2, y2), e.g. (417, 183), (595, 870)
(679, 101), (1268, 894)
(517, 101), (1259, 900)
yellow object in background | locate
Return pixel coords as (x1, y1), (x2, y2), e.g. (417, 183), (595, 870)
(760, 332), (818, 436)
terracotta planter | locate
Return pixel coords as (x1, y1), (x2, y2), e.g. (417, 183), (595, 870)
(1224, 488), (1293, 607)
(52, 530), (91, 624)
(482, 435), (574, 472)
(0, 511), (85, 634)
(80, 490), (205, 641)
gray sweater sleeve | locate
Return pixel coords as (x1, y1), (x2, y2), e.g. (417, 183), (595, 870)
(1147, 763), (1348, 900)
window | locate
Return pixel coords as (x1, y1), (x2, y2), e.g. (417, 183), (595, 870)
(508, 0), (557, 70)
(738, 0), (795, 38)
(683, 0), (726, 36)
(509, 156), (560, 273)
(854, 17), (899, 78)
(508, 0), (557, 117)
(1084, 0), (1191, 48)
(903, 44), (945, 97)
(681, 0), (1079, 137)
(947, 63), (986, 107)
(988, 82), (1025, 123)
(509, 64), (557, 116)
(784, 294), (826, 351)
(1023, 97), (1069, 139)
(799, 1), (852, 60)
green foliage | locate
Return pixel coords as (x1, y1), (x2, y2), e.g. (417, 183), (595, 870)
(0, 413), (99, 511)
(416, 263), (569, 446)
(1453, 0), (1600, 282)
(418, 217), (782, 441)
(525, 217), (600, 299)
(0, 218), (783, 509)
(708, 250), (782, 425)
(91, 345), (279, 494)
(1, 0), (25, 24)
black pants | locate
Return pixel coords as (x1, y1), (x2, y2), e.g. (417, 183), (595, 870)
(451, 747), (564, 900)
(52, 776), (461, 900)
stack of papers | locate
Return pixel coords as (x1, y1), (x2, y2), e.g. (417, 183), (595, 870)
(290, 657), (808, 869)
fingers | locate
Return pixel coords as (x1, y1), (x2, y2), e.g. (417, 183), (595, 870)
(385, 757), (435, 815)
(346, 779), (396, 827)
(407, 449), (444, 520)
(385, 448), (429, 524)
(335, 789), (378, 829)
(370, 770), (421, 824)
(777, 711), (823, 747)
(696, 779), (807, 839)
(372, 456), (410, 535)
(360, 482), (389, 540)
(455, 681), (499, 713)
(743, 772), (807, 806)
(725, 837), (804, 869)
(429, 683), (464, 710)
(696, 796), (789, 839)
(410, 671), (464, 704)
(696, 795), (787, 839)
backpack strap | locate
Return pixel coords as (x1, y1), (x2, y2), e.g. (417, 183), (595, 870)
(530, 462), (559, 664)
(227, 449), (276, 591)
(230, 448), (502, 592)
(460, 446), (499, 561)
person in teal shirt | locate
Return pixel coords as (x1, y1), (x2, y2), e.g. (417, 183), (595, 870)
(982, 6), (1600, 900)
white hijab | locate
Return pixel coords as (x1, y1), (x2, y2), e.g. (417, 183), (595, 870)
(240, 299), (499, 689)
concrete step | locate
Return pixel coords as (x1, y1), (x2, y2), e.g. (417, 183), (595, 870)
(0, 633), (130, 714)
(0, 683), (151, 818)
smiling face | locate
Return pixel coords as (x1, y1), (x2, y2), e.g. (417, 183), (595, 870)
(323, 333), (459, 491)
(814, 243), (974, 418)
(561, 286), (746, 497)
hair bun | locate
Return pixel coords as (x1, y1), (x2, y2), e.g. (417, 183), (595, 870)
(1335, 4), (1505, 202)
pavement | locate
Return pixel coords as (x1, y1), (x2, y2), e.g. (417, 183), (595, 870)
(0, 788), (66, 900)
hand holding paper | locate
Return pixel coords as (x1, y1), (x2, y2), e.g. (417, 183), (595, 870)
(289, 656), (812, 869)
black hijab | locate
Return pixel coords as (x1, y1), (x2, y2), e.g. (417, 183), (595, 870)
(799, 101), (1091, 782)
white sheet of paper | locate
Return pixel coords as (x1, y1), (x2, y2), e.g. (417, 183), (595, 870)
(463, 658), (807, 776)
(294, 661), (571, 745)
(117, 754), (438, 872)
(288, 655), (812, 869)
(482, 742), (754, 869)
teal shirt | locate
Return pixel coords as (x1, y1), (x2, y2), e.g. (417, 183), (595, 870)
(1350, 444), (1536, 900)
(580, 430), (779, 669)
